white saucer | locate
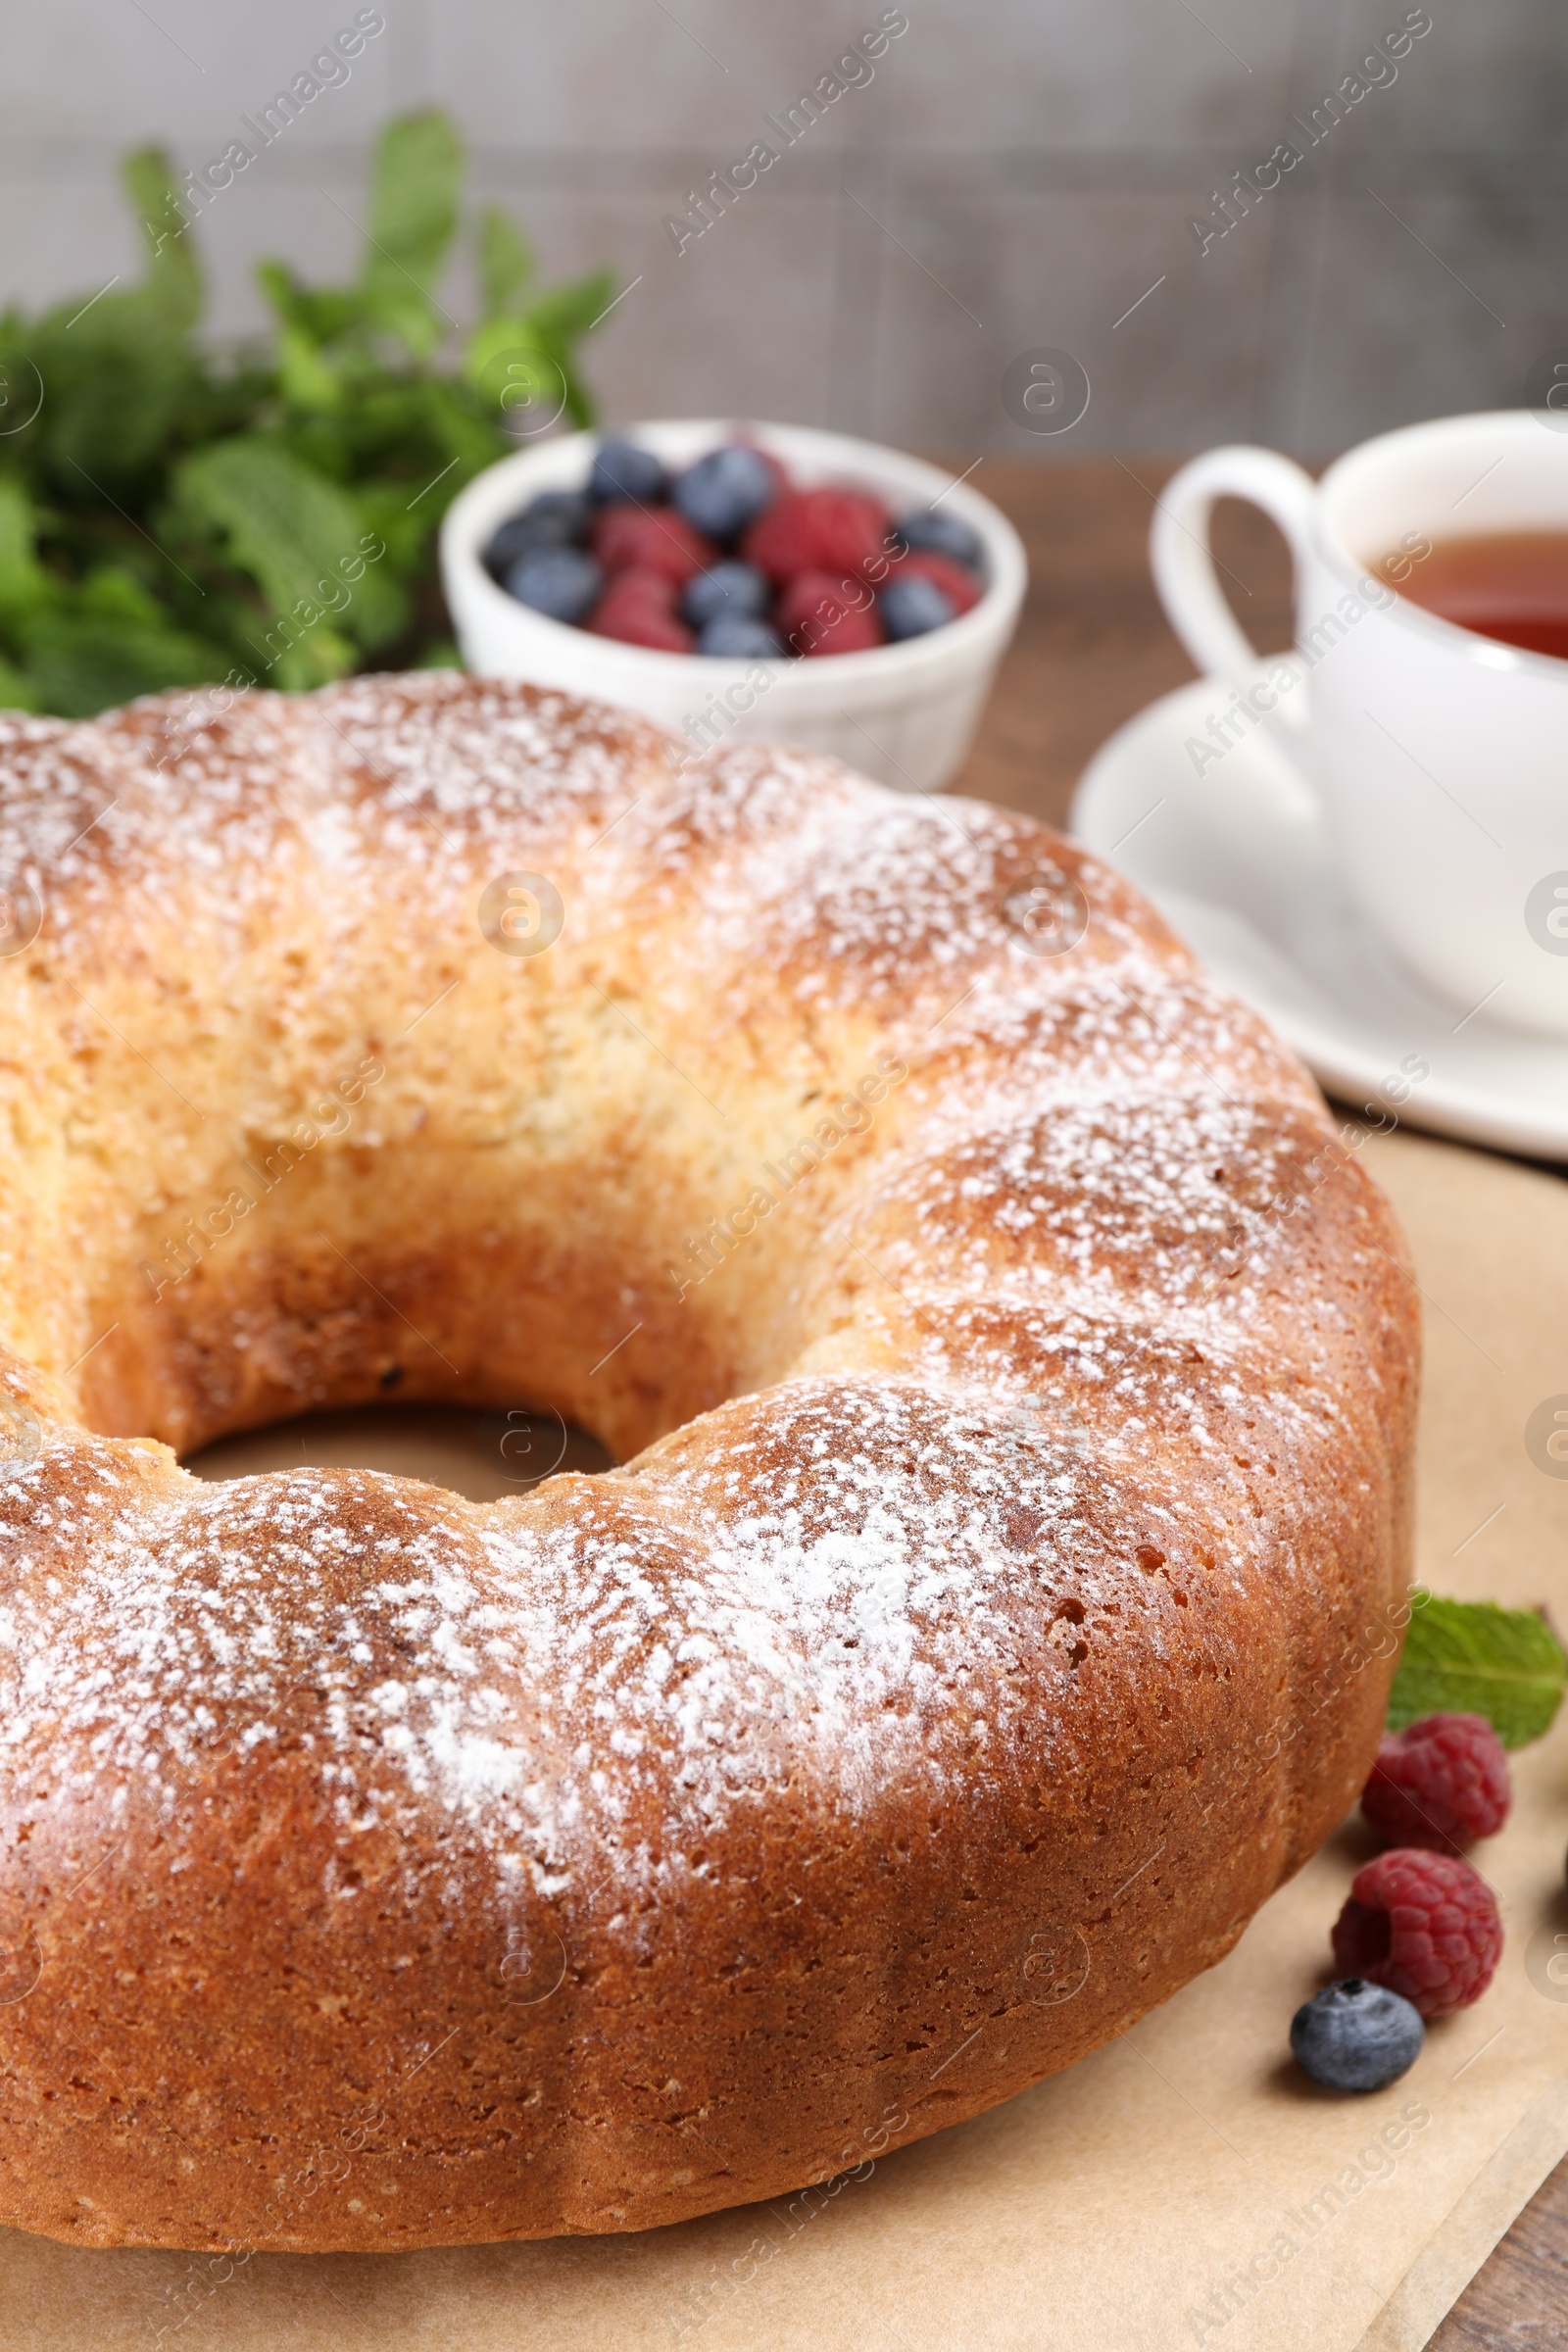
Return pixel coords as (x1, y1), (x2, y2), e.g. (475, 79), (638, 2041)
(1068, 680), (1568, 1160)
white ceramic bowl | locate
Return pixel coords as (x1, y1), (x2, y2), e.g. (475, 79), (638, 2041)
(439, 418), (1027, 794)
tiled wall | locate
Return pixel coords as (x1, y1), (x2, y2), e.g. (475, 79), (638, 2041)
(0, 0), (1559, 457)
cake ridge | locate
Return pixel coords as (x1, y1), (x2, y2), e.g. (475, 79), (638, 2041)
(0, 673), (1416, 2251)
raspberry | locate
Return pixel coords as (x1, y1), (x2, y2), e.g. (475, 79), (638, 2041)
(809, 608), (884, 655)
(1331, 1848), (1501, 2018)
(1361, 1712), (1511, 1852)
(589, 504), (715, 585)
(586, 569), (693, 652)
(742, 487), (893, 583)
(774, 569), (836, 643)
(775, 570), (886, 657)
(808, 490), (893, 577)
(896, 549), (982, 616)
(740, 494), (820, 581)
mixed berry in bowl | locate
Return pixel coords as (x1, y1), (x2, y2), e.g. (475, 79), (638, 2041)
(482, 436), (986, 658)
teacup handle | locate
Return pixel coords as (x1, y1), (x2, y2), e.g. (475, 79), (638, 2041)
(1150, 446), (1319, 731)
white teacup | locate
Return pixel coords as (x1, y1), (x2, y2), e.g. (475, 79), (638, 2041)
(1152, 412), (1568, 1040)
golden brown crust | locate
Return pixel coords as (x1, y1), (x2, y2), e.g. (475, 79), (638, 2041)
(0, 675), (1418, 2249)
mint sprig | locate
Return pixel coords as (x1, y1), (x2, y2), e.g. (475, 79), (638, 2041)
(1387, 1591), (1568, 1749)
(0, 112), (616, 714)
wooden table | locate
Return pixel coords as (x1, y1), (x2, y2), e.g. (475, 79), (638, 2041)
(948, 457), (1296, 828)
(949, 458), (1566, 2349)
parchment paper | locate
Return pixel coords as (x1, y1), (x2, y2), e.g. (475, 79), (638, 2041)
(4, 1125), (1567, 2352)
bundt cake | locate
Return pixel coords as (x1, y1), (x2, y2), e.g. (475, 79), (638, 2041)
(0, 673), (1417, 2250)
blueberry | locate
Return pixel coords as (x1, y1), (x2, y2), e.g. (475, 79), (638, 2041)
(484, 491), (591, 578)
(589, 439), (667, 506)
(879, 576), (957, 641)
(697, 615), (784, 659)
(503, 546), (603, 625)
(673, 446), (776, 541)
(1290, 1979), (1425, 2092)
(682, 563), (771, 629)
(524, 489), (592, 539)
(896, 505), (984, 567)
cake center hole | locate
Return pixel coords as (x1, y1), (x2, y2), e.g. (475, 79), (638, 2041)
(183, 1405), (614, 1502)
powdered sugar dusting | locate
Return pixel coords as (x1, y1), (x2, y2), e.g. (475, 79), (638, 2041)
(0, 1381), (1174, 1898)
(0, 674), (1400, 1910)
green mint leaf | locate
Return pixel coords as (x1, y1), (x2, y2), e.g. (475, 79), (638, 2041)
(413, 637), (460, 670)
(414, 378), (510, 474)
(255, 260), (310, 335)
(256, 262), (366, 350)
(1388, 1590), (1568, 1748)
(24, 273), (205, 491)
(476, 207), (534, 319)
(0, 109), (612, 711)
(0, 655), (41, 712)
(277, 325), (345, 415)
(120, 144), (203, 332)
(524, 270), (617, 347)
(77, 564), (178, 630)
(462, 316), (553, 416)
(20, 611), (224, 718)
(522, 271), (616, 427)
(351, 481), (432, 577)
(360, 110), (463, 357)
(173, 438), (407, 654)
(0, 476), (49, 617)
(261, 623), (357, 694)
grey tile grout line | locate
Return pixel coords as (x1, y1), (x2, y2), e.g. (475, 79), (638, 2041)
(652, 0), (729, 74)
(1365, 186), (1506, 329)
(125, 0), (205, 72)
(1173, 0), (1251, 74)
(841, 186), (982, 328)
